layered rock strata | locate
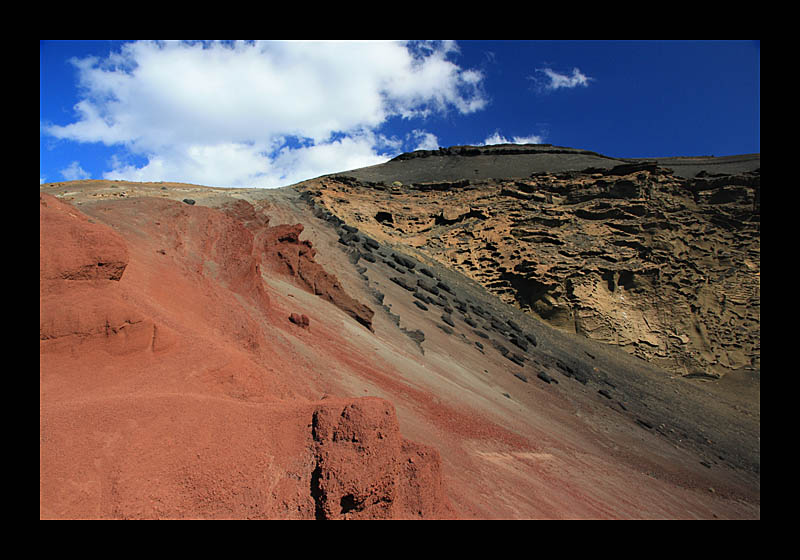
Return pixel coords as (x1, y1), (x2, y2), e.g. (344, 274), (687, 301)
(298, 162), (760, 377)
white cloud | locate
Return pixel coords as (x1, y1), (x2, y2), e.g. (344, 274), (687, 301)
(44, 40), (488, 188)
(269, 131), (398, 185)
(60, 161), (91, 180)
(105, 143), (274, 186)
(509, 134), (545, 144)
(408, 129), (440, 151)
(482, 131), (544, 145)
(535, 67), (593, 91)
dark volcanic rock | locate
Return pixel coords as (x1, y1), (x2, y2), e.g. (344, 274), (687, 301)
(390, 276), (416, 292)
(509, 334), (528, 351)
(338, 231), (359, 245)
(417, 279), (440, 295)
(402, 328), (425, 344)
(473, 329), (489, 339)
(413, 291), (432, 304)
(392, 253), (417, 270)
(506, 353), (526, 366)
(537, 372), (557, 384)
(492, 341), (509, 356)
(385, 259), (402, 272)
(436, 281), (453, 294)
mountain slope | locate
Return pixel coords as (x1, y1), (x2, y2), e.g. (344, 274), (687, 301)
(40, 147), (760, 519)
(302, 145), (760, 379)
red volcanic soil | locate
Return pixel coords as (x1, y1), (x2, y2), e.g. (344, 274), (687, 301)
(39, 191), (451, 519)
(40, 182), (760, 519)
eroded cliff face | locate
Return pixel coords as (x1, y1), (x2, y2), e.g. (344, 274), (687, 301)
(298, 162), (760, 378)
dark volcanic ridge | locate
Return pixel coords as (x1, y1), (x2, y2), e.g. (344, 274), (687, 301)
(329, 143), (760, 185)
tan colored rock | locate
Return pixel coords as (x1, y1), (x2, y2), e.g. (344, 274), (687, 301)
(302, 165), (760, 377)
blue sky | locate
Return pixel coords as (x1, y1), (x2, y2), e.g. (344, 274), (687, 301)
(40, 40), (760, 188)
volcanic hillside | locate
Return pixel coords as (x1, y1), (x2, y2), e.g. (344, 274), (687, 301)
(40, 144), (760, 519)
(304, 144), (761, 379)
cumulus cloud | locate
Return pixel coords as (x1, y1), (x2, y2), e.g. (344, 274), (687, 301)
(482, 131), (544, 145)
(408, 129), (440, 151)
(60, 161), (91, 180)
(534, 67), (593, 91)
(42, 40), (488, 188)
(269, 131), (401, 186)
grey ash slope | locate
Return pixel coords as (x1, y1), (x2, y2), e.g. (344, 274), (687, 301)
(328, 143), (760, 184)
(290, 142), (761, 492)
(293, 179), (760, 487)
(310, 144), (760, 381)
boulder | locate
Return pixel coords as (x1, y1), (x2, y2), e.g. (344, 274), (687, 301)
(390, 276), (416, 292)
(289, 313), (310, 329)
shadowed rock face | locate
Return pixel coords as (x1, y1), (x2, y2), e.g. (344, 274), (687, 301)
(300, 149), (760, 378)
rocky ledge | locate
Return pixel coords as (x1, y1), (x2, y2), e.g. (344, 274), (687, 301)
(297, 161), (760, 378)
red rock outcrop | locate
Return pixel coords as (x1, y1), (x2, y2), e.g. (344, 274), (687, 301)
(311, 397), (455, 519)
(39, 193), (160, 356)
(40, 192), (129, 282)
(289, 312), (310, 328)
(260, 222), (374, 330)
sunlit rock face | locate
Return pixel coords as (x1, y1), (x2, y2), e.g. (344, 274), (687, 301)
(303, 147), (760, 378)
